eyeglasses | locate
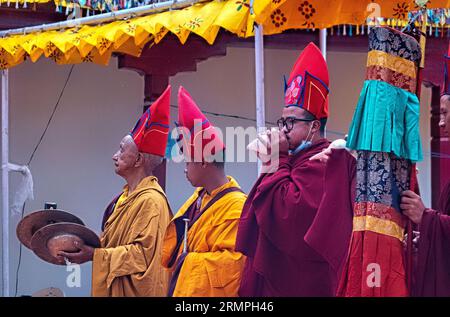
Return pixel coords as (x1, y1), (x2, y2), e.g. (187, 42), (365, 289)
(277, 117), (314, 132)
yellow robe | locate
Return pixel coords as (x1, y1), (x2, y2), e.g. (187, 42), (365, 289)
(92, 176), (171, 297)
(161, 176), (247, 297)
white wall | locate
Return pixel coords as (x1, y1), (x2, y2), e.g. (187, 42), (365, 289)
(0, 44), (432, 297)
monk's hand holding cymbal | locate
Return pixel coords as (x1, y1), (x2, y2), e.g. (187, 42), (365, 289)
(58, 240), (95, 264)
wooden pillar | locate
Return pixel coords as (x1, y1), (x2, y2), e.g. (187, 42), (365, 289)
(143, 74), (168, 190)
(144, 74), (169, 110)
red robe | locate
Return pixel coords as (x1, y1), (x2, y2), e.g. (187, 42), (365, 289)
(413, 182), (450, 296)
(304, 149), (356, 294)
(336, 153), (410, 297)
(236, 139), (334, 296)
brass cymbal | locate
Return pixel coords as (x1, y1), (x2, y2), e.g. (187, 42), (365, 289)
(30, 222), (100, 266)
(16, 209), (84, 250)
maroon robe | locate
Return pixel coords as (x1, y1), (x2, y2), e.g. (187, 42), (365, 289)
(304, 149), (356, 294)
(236, 139), (334, 296)
(413, 182), (450, 296)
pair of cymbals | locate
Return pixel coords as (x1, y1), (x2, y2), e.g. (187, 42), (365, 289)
(16, 209), (100, 265)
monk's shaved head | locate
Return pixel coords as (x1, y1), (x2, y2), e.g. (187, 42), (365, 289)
(141, 153), (164, 175)
(122, 135), (139, 153)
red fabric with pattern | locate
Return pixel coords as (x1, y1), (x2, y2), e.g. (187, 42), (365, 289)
(284, 42), (329, 120)
(177, 86), (225, 161)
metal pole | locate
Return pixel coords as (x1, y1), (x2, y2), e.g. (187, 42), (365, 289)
(0, 0), (204, 37)
(319, 29), (327, 60)
(254, 24), (265, 175)
(319, 28), (327, 138)
(1, 69), (9, 297)
(183, 218), (189, 253)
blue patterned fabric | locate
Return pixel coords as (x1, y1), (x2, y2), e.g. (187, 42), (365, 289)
(355, 151), (411, 212)
(368, 27), (421, 63)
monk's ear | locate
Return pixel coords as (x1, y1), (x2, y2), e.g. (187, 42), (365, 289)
(312, 120), (321, 134)
(134, 152), (144, 167)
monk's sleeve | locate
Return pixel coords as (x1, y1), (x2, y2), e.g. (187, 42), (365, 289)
(420, 209), (450, 240)
(253, 153), (326, 254)
(414, 209), (450, 296)
(304, 149), (356, 291)
(92, 197), (162, 292)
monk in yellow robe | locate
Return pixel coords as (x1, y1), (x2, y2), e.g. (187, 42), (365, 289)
(92, 171), (171, 296)
(59, 86), (172, 296)
(161, 87), (247, 297)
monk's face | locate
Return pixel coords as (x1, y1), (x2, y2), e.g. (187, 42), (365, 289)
(184, 161), (204, 187)
(439, 95), (450, 136)
(280, 107), (320, 150)
(112, 135), (139, 177)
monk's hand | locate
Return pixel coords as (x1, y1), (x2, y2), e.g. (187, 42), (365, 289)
(277, 129), (289, 155)
(256, 130), (271, 162)
(257, 129), (289, 165)
(310, 147), (332, 162)
(400, 190), (426, 225)
(57, 240), (95, 264)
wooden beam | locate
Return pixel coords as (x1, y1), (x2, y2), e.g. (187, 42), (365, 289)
(118, 33), (228, 76)
(227, 29), (368, 52)
(0, 3), (65, 30)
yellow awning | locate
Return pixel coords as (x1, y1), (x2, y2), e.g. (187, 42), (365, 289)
(0, 0), (449, 70)
(255, 0), (450, 33)
(0, 0), (254, 69)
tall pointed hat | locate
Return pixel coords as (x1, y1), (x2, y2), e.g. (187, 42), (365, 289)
(284, 42), (329, 121)
(177, 86), (225, 162)
(130, 85), (171, 156)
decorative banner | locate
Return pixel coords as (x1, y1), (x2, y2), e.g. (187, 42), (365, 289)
(253, 0), (450, 33)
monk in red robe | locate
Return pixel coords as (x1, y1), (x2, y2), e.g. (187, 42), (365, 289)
(236, 43), (337, 296)
(400, 56), (450, 296)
